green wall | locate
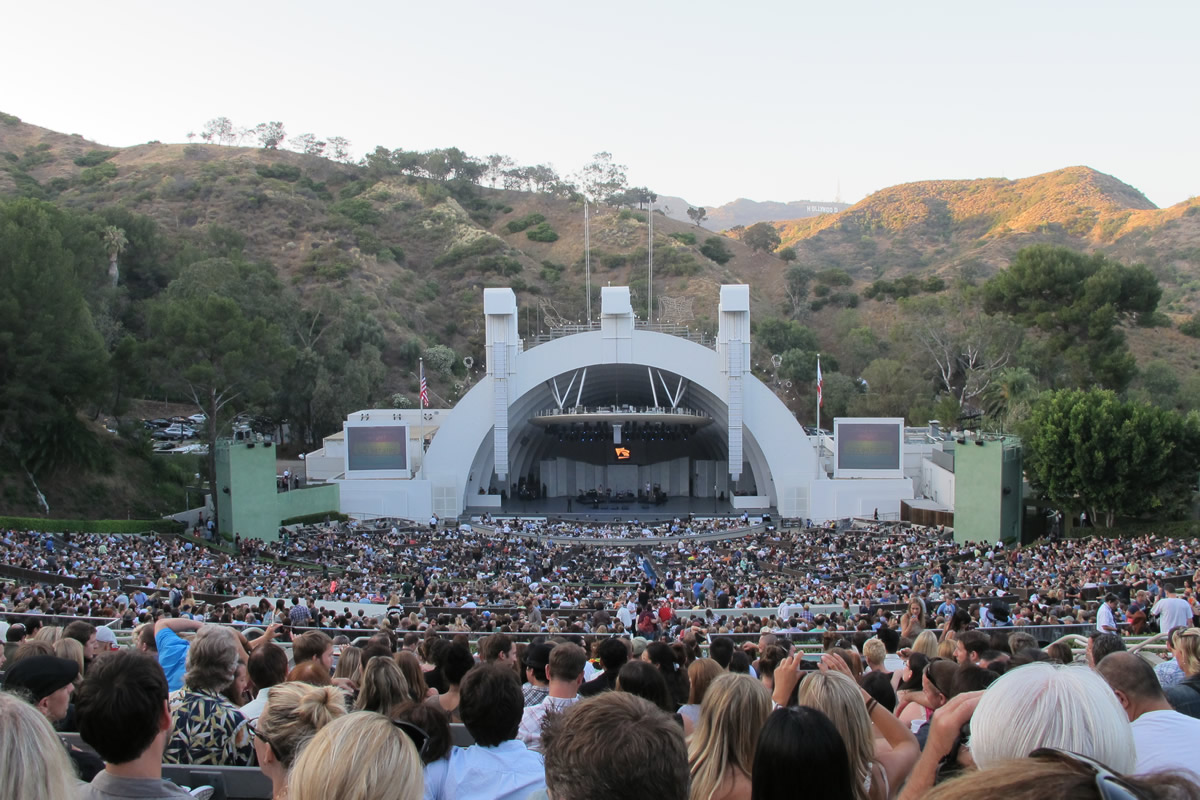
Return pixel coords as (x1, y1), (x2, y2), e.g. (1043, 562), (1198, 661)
(215, 439), (340, 541)
(953, 436), (1023, 545)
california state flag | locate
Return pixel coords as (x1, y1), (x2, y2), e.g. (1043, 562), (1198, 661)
(817, 356), (824, 407)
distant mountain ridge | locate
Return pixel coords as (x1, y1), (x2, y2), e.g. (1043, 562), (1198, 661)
(658, 195), (850, 230)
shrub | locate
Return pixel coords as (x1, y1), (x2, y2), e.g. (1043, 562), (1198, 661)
(0, 111), (20, 125)
(0, 516), (185, 534)
(601, 253), (628, 269)
(700, 236), (732, 265)
(525, 222), (559, 242)
(505, 213), (545, 234)
(73, 150), (117, 167)
(331, 197), (381, 226)
(79, 162), (118, 185)
(255, 162), (302, 182)
(1180, 312), (1200, 338)
(479, 255), (523, 275)
(669, 232), (697, 245)
(280, 511), (349, 526)
(434, 235), (503, 267)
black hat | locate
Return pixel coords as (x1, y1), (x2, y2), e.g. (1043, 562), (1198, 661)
(3, 656), (78, 701)
(523, 642), (553, 672)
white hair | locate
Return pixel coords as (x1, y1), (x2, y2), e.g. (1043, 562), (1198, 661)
(969, 662), (1134, 773)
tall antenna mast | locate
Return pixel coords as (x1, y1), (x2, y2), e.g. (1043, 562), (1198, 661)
(647, 195), (654, 323)
(584, 200), (591, 322)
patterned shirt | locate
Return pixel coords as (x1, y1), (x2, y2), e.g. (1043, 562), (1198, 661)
(165, 688), (255, 766)
(522, 683), (549, 707)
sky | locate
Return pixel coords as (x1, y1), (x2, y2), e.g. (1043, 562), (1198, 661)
(3, 1), (1197, 209)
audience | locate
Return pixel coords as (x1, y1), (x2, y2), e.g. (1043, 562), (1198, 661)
(518, 643), (585, 752)
(1098, 651), (1200, 780)
(0, 691), (78, 800)
(688, 673), (771, 800)
(288, 711), (423, 800)
(753, 706), (855, 800)
(164, 626), (255, 766)
(356, 656), (411, 715)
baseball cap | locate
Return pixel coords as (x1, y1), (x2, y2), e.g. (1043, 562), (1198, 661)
(631, 637), (649, 656)
(94, 626), (118, 649)
(3, 656), (78, 701)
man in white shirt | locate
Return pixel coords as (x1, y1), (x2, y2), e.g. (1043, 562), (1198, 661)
(1096, 593), (1120, 634)
(1152, 585), (1194, 634)
(518, 643), (585, 753)
(429, 664), (545, 800)
(1098, 651), (1200, 782)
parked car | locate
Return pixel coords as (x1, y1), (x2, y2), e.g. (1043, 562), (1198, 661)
(163, 423), (196, 440)
(147, 418), (170, 428)
(188, 413), (207, 425)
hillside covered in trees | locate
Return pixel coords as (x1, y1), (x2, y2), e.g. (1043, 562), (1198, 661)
(2, 109), (1199, 518)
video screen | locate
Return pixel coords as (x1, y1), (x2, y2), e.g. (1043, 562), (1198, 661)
(346, 425), (408, 472)
(837, 423), (900, 470)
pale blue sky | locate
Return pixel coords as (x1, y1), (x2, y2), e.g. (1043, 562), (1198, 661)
(3, 1), (1196, 208)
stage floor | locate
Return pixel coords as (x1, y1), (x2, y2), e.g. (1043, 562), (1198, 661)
(465, 496), (772, 524)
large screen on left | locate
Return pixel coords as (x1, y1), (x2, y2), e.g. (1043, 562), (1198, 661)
(346, 425), (408, 472)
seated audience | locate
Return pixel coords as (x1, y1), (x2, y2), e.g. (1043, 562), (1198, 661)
(433, 642), (476, 722)
(520, 643), (553, 706)
(617, 659), (676, 715)
(3, 654), (102, 780)
(679, 657), (723, 729)
(579, 637), (628, 697)
(357, 656), (411, 715)
(1163, 627), (1200, 717)
(242, 642), (289, 719)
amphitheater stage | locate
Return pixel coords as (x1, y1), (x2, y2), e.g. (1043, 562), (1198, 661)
(464, 495), (773, 525)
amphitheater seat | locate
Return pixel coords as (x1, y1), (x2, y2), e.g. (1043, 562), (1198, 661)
(160, 766), (273, 800)
(450, 722), (476, 747)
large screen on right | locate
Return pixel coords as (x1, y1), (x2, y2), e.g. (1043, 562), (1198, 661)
(834, 418), (903, 478)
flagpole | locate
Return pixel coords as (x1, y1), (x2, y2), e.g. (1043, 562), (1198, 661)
(419, 358), (426, 456)
(816, 353), (822, 480)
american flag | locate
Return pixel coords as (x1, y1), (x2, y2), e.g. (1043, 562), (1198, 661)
(816, 356), (823, 408)
(420, 373), (429, 408)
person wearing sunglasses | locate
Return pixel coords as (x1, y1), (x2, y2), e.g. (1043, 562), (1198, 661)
(251, 683), (346, 800)
(920, 748), (1199, 800)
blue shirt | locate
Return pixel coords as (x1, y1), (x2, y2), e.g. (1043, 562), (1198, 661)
(427, 740), (546, 800)
(156, 629), (190, 692)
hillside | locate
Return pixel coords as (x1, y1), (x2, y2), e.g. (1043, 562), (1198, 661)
(658, 194), (850, 230)
(773, 167), (1200, 317)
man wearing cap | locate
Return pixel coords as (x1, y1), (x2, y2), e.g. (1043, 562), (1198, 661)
(4, 654), (104, 780)
(94, 625), (119, 654)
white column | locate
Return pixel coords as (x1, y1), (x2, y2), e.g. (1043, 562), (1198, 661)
(484, 288), (519, 482)
(718, 285), (751, 482)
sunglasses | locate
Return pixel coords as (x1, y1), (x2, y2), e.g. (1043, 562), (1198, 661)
(247, 719), (281, 762)
(392, 719), (431, 761)
(1030, 748), (1146, 800)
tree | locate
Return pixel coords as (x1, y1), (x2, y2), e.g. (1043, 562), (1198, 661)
(254, 121), (287, 150)
(848, 358), (930, 420)
(291, 133), (325, 156)
(423, 344), (457, 376)
(102, 225), (127, 288)
(980, 366), (1036, 431)
(525, 164), (560, 193)
(982, 245), (1161, 391)
(327, 136), (352, 163)
(743, 222), (782, 253)
(778, 247), (797, 262)
(148, 258), (293, 534)
(756, 318), (818, 354)
(784, 265), (814, 315)
(700, 236), (732, 265)
(1024, 389), (1200, 526)
(902, 294), (1022, 409)
(687, 206), (707, 227)
(574, 152), (628, 204)
(200, 116), (234, 145)
(0, 199), (109, 482)
(485, 154), (516, 188)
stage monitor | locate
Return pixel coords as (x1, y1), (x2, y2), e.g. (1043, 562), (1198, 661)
(344, 421), (410, 478)
(833, 417), (903, 479)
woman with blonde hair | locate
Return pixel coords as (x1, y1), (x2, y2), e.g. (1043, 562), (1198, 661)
(289, 711), (424, 800)
(356, 656), (411, 715)
(54, 638), (85, 683)
(33, 625), (64, 644)
(1164, 627), (1200, 713)
(688, 672), (772, 800)
(252, 682), (347, 800)
(911, 630), (939, 659)
(900, 600), (926, 640)
(0, 691), (78, 800)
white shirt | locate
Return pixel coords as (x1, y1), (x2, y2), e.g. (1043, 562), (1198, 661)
(239, 687), (273, 722)
(1152, 597), (1193, 633)
(518, 695), (579, 753)
(1130, 709), (1200, 782)
(426, 740), (546, 800)
(1097, 603), (1118, 633)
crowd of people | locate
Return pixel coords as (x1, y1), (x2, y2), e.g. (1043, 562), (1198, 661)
(2, 592), (1200, 800)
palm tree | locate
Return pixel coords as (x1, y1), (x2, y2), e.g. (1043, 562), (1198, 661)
(981, 367), (1036, 432)
(102, 225), (127, 287)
